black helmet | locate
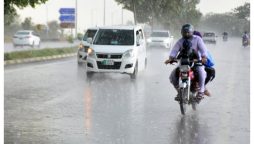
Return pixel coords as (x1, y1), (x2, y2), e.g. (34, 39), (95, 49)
(181, 24), (194, 39)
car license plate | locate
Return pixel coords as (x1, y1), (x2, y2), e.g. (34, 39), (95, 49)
(102, 60), (114, 65)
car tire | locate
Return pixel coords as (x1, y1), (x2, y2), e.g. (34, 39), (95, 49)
(31, 41), (35, 48)
(130, 62), (138, 79)
(38, 41), (40, 48)
(86, 71), (93, 79)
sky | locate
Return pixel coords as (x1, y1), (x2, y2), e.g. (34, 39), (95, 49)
(15, 0), (249, 33)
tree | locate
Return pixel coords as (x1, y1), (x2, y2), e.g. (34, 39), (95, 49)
(233, 2), (250, 20)
(47, 21), (61, 39)
(4, 0), (48, 24)
(198, 13), (249, 36)
(115, 0), (202, 34)
(21, 17), (33, 30)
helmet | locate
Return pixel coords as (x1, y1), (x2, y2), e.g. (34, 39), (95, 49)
(181, 24), (194, 39)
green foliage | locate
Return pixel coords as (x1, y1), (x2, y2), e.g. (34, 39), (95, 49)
(115, 0), (202, 33)
(77, 33), (84, 41)
(4, 47), (77, 61)
(67, 35), (74, 43)
(21, 17), (33, 30)
(233, 2), (250, 20)
(4, 0), (48, 24)
(198, 13), (249, 36)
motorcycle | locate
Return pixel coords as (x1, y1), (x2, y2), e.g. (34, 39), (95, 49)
(242, 36), (249, 47)
(223, 35), (228, 41)
(171, 58), (203, 115)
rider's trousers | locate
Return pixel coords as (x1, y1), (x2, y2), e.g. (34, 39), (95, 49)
(169, 66), (207, 93)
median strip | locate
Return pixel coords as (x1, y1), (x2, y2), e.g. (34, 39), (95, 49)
(4, 47), (78, 65)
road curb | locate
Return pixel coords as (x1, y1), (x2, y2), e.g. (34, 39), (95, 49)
(4, 53), (76, 66)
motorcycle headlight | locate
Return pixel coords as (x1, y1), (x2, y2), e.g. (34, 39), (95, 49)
(123, 49), (135, 58)
(87, 48), (96, 58)
(79, 44), (84, 49)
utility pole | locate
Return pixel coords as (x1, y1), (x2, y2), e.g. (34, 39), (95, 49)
(121, 7), (123, 25)
(132, 0), (137, 25)
(75, 0), (78, 38)
(104, 0), (106, 26)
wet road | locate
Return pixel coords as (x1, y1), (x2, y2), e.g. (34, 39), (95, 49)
(4, 37), (250, 144)
(4, 40), (80, 53)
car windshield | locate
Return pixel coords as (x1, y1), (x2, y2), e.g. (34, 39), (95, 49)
(83, 30), (97, 41)
(93, 29), (134, 45)
(151, 32), (169, 37)
(16, 32), (30, 35)
(203, 33), (215, 37)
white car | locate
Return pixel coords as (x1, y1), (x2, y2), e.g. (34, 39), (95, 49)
(147, 30), (174, 49)
(86, 25), (147, 79)
(78, 27), (98, 64)
(203, 32), (217, 44)
(12, 30), (41, 48)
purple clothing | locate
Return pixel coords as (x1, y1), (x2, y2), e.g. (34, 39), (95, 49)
(169, 35), (208, 59)
(168, 35), (208, 93)
(194, 31), (202, 38)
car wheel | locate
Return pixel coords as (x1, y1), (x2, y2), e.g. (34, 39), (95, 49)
(86, 71), (93, 79)
(38, 41), (40, 48)
(31, 41), (35, 48)
(130, 62), (138, 79)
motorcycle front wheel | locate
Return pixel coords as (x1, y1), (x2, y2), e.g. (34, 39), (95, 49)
(179, 88), (187, 115)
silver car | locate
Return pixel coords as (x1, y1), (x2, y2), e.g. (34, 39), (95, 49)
(77, 27), (98, 64)
(146, 30), (174, 49)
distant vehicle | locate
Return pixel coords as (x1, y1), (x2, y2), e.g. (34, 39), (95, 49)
(203, 32), (217, 44)
(12, 30), (41, 48)
(146, 30), (174, 49)
(222, 32), (228, 41)
(86, 25), (147, 79)
(77, 27), (98, 64)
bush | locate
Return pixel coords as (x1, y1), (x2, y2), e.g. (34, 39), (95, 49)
(77, 33), (83, 41)
(67, 35), (74, 43)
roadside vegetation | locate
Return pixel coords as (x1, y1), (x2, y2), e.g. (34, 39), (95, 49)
(4, 47), (77, 61)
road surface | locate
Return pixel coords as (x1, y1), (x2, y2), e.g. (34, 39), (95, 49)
(4, 37), (250, 144)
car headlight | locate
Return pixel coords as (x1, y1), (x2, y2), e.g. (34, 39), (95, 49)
(123, 49), (135, 58)
(163, 39), (169, 43)
(147, 38), (152, 43)
(87, 48), (96, 58)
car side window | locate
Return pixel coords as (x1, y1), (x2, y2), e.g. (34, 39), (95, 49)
(136, 31), (141, 45)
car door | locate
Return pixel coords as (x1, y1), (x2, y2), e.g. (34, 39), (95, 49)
(135, 29), (146, 70)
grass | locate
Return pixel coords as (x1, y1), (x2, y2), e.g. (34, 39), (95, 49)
(4, 47), (77, 61)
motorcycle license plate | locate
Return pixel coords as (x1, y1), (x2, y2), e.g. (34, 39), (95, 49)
(102, 60), (114, 65)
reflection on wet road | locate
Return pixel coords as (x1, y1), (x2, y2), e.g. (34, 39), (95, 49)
(5, 38), (249, 144)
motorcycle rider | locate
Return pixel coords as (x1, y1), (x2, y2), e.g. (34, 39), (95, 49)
(193, 30), (215, 96)
(242, 31), (249, 46)
(165, 24), (208, 100)
(222, 32), (228, 41)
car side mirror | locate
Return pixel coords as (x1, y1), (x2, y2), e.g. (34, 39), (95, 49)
(87, 37), (93, 44)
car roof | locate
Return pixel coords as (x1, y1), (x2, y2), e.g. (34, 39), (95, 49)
(86, 27), (99, 30)
(97, 25), (142, 30)
(17, 30), (33, 33)
(204, 32), (215, 34)
(152, 30), (169, 33)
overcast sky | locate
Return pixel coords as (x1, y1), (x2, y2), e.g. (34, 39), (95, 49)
(16, 0), (250, 32)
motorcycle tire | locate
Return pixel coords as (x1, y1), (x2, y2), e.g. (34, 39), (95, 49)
(179, 88), (187, 115)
